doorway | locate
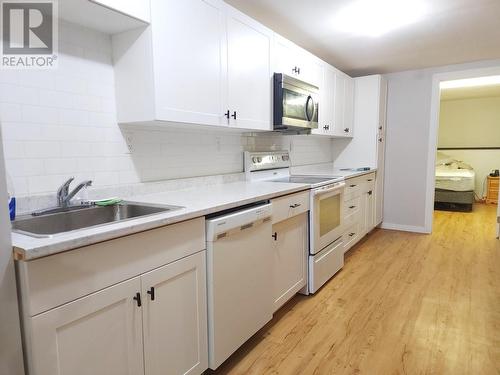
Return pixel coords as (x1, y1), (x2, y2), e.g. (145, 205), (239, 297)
(426, 70), (500, 237)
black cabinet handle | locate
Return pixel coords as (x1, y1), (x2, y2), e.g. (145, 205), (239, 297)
(224, 110), (230, 119)
(350, 184), (357, 187)
(349, 232), (355, 237)
(231, 111), (237, 119)
(292, 66), (301, 74)
(379, 138), (383, 142)
(272, 232), (278, 241)
(147, 287), (155, 301)
(133, 292), (142, 307)
(344, 128), (350, 133)
(368, 190), (373, 195)
(349, 205), (356, 209)
(290, 203), (301, 208)
(367, 179), (373, 182)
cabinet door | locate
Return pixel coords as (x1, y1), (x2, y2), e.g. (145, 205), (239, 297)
(333, 72), (346, 136)
(272, 213), (308, 312)
(274, 36), (321, 87)
(142, 251), (208, 375)
(91, 0), (151, 22)
(226, 7), (272, 130)
(363, 189), (375, 235)
(313, 65), (335, 136)
(152, 0), (227, 127)
(30, 277), (144, 375)
(343, 77), (354, 136)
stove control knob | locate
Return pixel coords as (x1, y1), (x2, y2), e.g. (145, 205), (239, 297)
(257, 157), (262, 163)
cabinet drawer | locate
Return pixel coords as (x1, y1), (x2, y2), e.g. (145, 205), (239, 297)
(343, 222), (360, 254)
(308, 238), (344, 294)
(18, 217), (206, 316)
(344, 180), (362, 200)
(344, 196), (361, 216)
(271, 190), (310, 224)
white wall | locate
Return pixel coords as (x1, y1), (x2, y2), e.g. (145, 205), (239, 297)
(383, 59), (500, 232)
(0, 22), (333, 197)
(439, 96), (500, 148)
(0, 127), (24, 375)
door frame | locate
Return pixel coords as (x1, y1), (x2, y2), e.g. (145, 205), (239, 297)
(424, 66), (500, 233)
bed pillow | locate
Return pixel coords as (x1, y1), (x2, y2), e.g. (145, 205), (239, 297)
(435, 152), (455, 166)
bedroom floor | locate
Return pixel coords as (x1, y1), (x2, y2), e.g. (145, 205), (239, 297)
(211, 203), (500, 375)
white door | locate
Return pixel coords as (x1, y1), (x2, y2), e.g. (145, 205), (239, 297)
(226, 7), (272, 130)
(30, 277), (144, 375)
(152, 0), (227, 127)
(142, 251), (208, 375)
(272, 213), (308, 312)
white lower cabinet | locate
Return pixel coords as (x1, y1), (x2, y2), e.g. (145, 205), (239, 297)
(28, 251), (207, 375)
(142, 252), (208, 375)
(271, 212), (308, 312)
(270, 191), (310, 312)
(30, 277), (145, 375)
(19, 218), (208, 375)
(343, 173), (377, 253)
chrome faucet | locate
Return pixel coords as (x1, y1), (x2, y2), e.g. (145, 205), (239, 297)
(57, 177), (93, 208)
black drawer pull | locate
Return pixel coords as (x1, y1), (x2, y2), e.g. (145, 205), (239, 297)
(349, 232), (355, 237)
(272, 232), (278, 241)
(133, 292), (142, 307)
(368, 190), (373, 195)
(289, 203), (301, 208)
(147, 287), (155, 301)
(349, 184), (357, 188)
(367, 179), (373, 182)
(349, 205), (356, 209)
(231, 111), (237, 119)
(224, 110), (230, 119)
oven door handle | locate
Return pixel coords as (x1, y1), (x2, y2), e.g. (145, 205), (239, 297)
(313, 183), (345, 196)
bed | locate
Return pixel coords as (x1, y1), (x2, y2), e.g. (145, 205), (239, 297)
(434, 153), (475, 212)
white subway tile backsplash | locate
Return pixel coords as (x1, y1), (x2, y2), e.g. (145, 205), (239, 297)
(0, 103), (22, 122)
(22, 105), (59, 124)
(0, 22), (333, 197)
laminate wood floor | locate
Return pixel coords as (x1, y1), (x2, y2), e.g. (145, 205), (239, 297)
(212, 204), (500, 375)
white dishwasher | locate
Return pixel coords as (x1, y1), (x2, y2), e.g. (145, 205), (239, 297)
(206, 202), (273, 370)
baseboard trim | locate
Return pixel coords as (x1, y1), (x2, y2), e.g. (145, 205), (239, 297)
(380, 222), (430, 234)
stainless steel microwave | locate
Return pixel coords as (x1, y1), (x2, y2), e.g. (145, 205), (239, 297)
(273, 73), (319, 132)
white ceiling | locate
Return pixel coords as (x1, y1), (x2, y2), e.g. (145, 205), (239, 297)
(440, 84), (500, 101)
(225, 0), (500, 76)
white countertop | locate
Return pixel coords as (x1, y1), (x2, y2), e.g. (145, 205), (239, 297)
(12, 181), (310, 261)
(291, 163), (377, 179)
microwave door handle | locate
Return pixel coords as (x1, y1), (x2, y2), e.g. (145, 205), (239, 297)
(305, 95), (313, 121)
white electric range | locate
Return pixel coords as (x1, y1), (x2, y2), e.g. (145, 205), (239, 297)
(245, 151), (346, 294)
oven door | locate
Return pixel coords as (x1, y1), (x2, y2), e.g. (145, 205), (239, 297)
(311, 183), (345, 255)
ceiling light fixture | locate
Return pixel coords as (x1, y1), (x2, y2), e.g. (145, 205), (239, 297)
(440, 76), (500, 89)
(333, 0), (428, 38)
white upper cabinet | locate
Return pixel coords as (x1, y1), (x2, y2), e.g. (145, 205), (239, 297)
(151, 0), (227, 127)
(225, 8), (272, 130)
(113, 0), (272, 131)
(90, 0), (151, 22)
(333, 70), (355, 137)
(274, 35), (322, 87)
(313, 64), (335, 136)
(60, 0), (150, 34)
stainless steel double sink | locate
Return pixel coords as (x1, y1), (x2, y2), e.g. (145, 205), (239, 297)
(12, 202), (183, 238)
